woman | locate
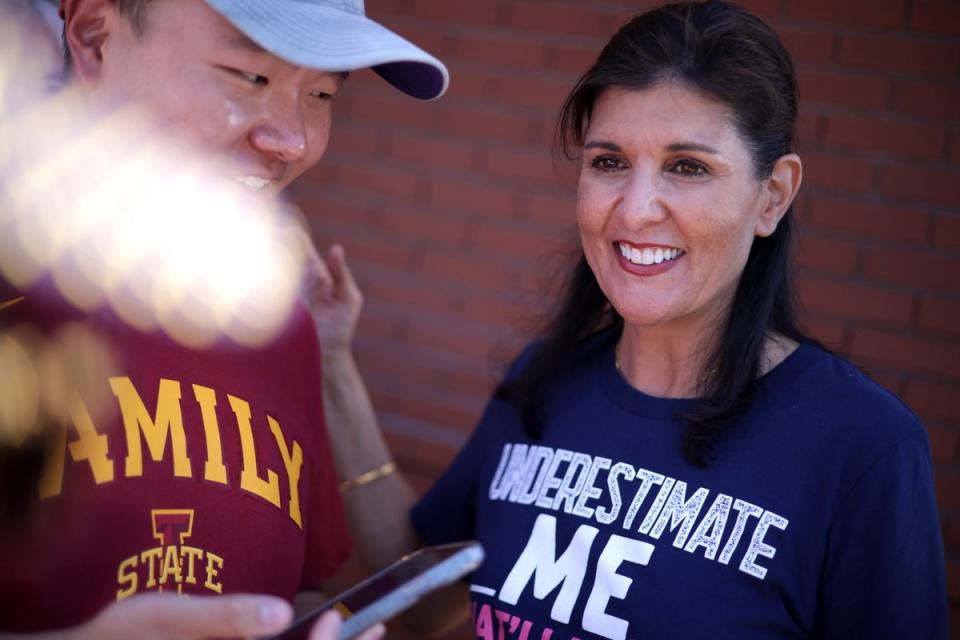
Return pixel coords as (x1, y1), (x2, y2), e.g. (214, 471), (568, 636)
(315, 1), (947, 638)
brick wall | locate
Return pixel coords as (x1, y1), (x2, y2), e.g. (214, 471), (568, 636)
(290, 0), (960, 635)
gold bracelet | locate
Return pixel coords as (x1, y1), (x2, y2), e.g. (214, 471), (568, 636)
(338, 462), (396, 492)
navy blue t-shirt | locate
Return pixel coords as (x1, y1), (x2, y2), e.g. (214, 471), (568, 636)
(411, 333), (947, 640)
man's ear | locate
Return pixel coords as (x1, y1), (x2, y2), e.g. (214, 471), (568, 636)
(62, 0), (118, 82)
(755, 153), (802, 238)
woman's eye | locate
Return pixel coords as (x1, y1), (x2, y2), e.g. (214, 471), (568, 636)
(670, 159), (708, 177)
(310, 91), (334, 101)
(589, 155), (626, 172)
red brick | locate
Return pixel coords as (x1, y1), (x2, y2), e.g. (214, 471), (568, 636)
(474, 224), (568, 259)
(456, 35), (547, 69)
(952, 129), (960, 165)
(806, 196), (930, 243)
(796, 111), (821, 150)
(851, 328), (960, 377)
(905, 379), (960, 423)
(878, 165), (960, 207)
(438, 105), (533, 143)
(527, 191), (577, 225)
(482, 147), (562, 186)
(342, 235), (412, 271)
(864, 247), (960, 292)
(420, 251), (512, 289)
(463, 294), (524, 325)
(329, 125), (387, 156)
(431, 178), (518, 218)
(387, 24), (453, 58)
(802, 152), (876, 192)
(948, 558), (960, 602)
(796, 276), (913, 325)
(735, 0), (783, 20)
(444, 69), (498, 101)
(778, 26), (836, 64)
(341, 94), (433, 129)
(936, 470), (960, 512)
(378, 208), (466, 245)
(823, 115), (946, 161)
(338, 164), (419, 200)
(789, 0), (907, 28)
(363, 275), (453, 315)
(549, 43), (601, 74)
(794, 234), (860, 275)
(839, 33), (960, 77)
(933, 215), (960, 249)
(410, 0), (501, 25)
(405, 322), (499, 362)
(497, 75), (571, 111)
(917, 297), (960, 336)
(797, 71), (890, 110)
(893, 81), (960, 122)
(911, 1), (960, 36)
(943, 518), (960, 554)
(365, 0), (403, 15)
(297, 196), (374, 229)
(928, 425), (960, 465)
(507, 3), (609, 36)
(389, 132), (476, 171)
(799, 314), (847, 348)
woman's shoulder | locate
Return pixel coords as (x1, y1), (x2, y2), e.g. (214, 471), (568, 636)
(767, 341), (925, 448)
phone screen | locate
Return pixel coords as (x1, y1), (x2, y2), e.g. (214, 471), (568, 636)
(268, 541), (483, 640)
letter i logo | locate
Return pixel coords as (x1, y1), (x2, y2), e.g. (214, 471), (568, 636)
(151, 509), (194, 593)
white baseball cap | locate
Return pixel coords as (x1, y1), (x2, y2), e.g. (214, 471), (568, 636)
(203, 0), (449, 100)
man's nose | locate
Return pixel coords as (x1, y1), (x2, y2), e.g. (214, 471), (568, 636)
(248, 95), (308, 163)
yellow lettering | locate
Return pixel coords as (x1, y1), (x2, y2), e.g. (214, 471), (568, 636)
(192, 384), (227, 485)
(204, 552), (224, 593)
(116, 555), (138, 601)
(38, 426), (67, 499)
(268, 417), (303, 528)
(181, 546), (203, 585)
(228, 394), (280, 508)
(140, 547), (162, 588)
(67, 396), (113, 484)
(110, 377), (192, 478)
(159, 545), (183, 591)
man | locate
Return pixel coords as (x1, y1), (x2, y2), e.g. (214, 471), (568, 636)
(0, 0), (446, 635)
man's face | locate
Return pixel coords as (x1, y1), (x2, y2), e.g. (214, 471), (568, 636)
(89, 0), (344, 196)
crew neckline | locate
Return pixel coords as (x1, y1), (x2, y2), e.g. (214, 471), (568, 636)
(596, 332), (819, 420)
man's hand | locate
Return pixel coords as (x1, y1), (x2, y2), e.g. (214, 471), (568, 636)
(309, 611), (385, 640)
(301, 242), (363, 355)
(65, 592), (292, 639)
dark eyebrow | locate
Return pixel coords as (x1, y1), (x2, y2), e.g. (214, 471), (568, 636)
(583, 141), (622, 152)
(666, 142), (719, 154)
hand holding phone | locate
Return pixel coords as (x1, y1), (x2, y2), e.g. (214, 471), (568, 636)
(267, 541), (484, 640)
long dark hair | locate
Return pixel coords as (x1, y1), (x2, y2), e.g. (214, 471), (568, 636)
(497, 0), (812, 467)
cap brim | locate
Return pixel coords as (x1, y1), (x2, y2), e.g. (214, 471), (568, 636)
(204, 0), (449, 100)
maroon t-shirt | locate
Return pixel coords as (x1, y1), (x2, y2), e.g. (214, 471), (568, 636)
(0, 282), (352, 630)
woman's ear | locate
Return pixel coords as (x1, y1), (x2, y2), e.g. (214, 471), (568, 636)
(755, 153), (802, 238)
(62, 0), (118, 82)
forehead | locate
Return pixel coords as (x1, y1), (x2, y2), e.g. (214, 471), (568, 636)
(586, 83), (740, 148)
(137, 0), (344, 79)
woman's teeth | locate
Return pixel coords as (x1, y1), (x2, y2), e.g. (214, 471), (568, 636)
(617, 242), (684, 266)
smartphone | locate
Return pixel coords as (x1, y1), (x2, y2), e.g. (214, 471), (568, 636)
(267, 541), (484, 640)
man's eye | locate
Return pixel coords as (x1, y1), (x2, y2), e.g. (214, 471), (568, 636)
(589, 155), (626, 172)
(310, 91), (334, 101)
(670, 159), (708, 177)
(237, 70), (268, 86)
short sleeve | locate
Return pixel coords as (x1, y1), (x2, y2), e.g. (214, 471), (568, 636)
(819, 429), (947, 639)
(410, 396), (502, 545)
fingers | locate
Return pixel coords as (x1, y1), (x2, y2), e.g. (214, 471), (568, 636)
(307, 611), (386, 640)
(308, 610), (342, 640)
(89, 593), (293, 639)
(325, 244), (362, 306)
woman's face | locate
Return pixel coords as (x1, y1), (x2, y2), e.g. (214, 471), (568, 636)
(577, 83), (783, 335)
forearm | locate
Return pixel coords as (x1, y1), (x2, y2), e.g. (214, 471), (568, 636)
(321, 348), (419, 571)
